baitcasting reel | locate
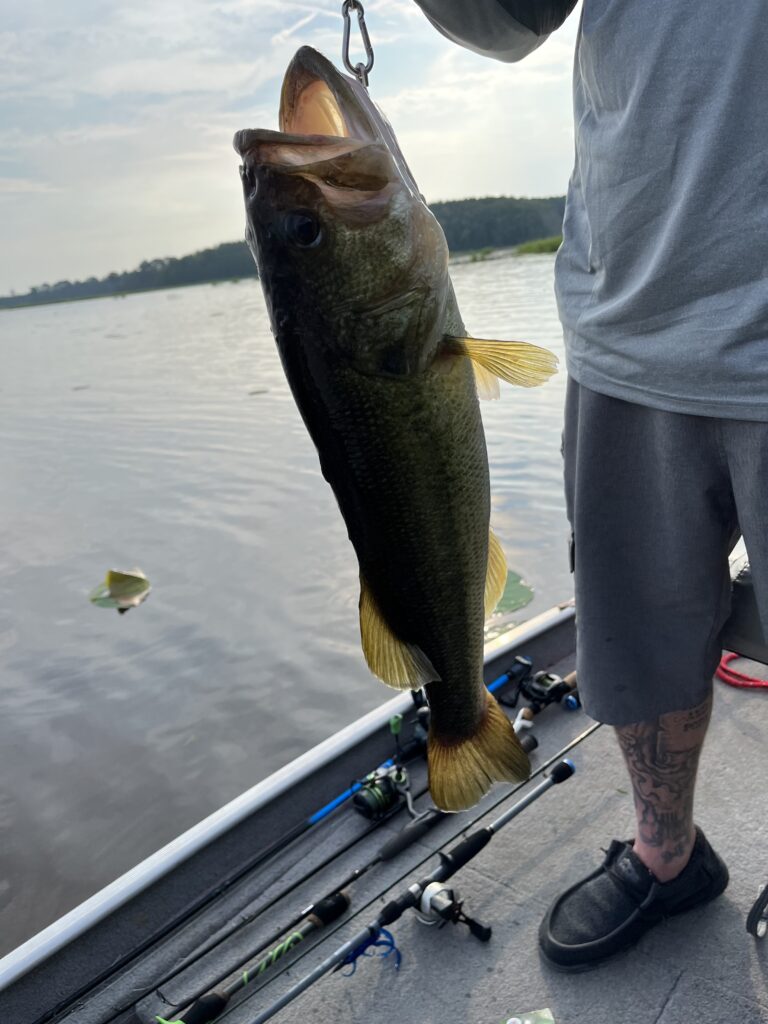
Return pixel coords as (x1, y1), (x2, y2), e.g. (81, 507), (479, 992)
(413, 881), (492, 942)
(501, 669), (580, 713)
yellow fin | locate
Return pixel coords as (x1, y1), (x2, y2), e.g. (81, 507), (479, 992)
(453, 336), (558, 391)
(359, 577), (440, 690)
(472, 360), (500, 400)
(427, 691), (530, 811)
(485, 529), (508, 618)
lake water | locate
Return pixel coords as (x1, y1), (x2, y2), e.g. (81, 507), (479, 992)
(0, 254), (572, 956)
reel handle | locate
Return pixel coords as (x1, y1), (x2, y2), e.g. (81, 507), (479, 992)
(466, 918), (492, 942)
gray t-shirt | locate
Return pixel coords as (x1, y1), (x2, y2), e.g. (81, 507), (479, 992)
(414, 0), (768, 419)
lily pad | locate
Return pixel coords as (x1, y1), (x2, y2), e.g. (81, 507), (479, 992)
(495, 571), (534, 615)
(90, 568), (151, 614)
(484, 571), (535, 642)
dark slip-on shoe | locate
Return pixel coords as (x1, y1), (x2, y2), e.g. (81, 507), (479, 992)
(538, 826), (729, 971)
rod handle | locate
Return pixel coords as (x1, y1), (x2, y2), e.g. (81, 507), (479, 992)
(434, 829), (492, 880)
(309, 891), (350, 926)
(378, 809), (447, 861)
(176, 992), (227, 1024)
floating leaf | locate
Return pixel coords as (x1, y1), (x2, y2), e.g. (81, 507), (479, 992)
(90, 568), (151, 614)
(495, 571), (534, 615)
(484, 571), (535, 642)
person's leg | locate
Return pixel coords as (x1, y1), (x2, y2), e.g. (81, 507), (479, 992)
(539, 380), (733, 969)
(616, 694), (712, 882)
(562, 378), (736, 729)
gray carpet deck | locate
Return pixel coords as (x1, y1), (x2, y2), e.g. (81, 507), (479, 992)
(215, 656), (768, 1024)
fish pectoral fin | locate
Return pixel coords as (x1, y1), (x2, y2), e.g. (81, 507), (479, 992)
(359, 577), (440, 690)
(471, 360), (500, 400)
(485, 529), (508, 619)
(447, 336), (558, 394)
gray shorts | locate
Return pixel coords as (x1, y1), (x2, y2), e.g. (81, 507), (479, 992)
(563, 377), (768, 726)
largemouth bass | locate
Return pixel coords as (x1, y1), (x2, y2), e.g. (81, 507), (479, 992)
(233, 47), (557, 810)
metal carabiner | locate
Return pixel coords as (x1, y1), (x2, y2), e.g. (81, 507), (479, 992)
(341, 0), (374, 88)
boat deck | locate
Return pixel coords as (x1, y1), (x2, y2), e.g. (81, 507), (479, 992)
(4, 621), (768, 1024)
(140, 656), (768, 1024)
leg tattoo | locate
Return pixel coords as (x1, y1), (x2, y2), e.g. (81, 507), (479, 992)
(616, 696), (712, 871)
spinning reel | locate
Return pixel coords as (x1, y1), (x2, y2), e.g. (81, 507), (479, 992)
(413, 880), (492, 942)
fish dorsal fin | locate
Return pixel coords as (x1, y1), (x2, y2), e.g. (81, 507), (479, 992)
(448, 336), (558, 396)
(485, 529), (508, 618)
(359, 576), (440, 690)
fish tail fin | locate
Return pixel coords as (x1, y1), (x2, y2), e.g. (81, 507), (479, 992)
(427, 691), (530, 811)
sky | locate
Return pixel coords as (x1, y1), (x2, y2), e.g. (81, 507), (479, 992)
(0, 1), (578, 295)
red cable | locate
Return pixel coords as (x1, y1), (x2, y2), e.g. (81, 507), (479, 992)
(716, 651), (768, 689)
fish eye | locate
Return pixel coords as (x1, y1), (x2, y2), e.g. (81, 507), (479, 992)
(283, 211), (322, 248)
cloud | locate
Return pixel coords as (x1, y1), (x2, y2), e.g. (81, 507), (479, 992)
(271, 12), (319, 46)
(0, 177), (60, 195)
(0, 1), (578, 293)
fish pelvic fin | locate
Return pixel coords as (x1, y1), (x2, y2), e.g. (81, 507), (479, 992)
(427, 691), (530, 811)
(485, 528), (508, 618)
(446, 336), (558, 396)
(359, 576), (440, 690)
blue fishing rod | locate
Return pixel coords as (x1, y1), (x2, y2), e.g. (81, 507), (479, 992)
(276, 655), (537, 836)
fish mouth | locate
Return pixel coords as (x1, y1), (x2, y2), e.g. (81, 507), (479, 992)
(278, 46), (376, 144)
(233, 46), (420, 197)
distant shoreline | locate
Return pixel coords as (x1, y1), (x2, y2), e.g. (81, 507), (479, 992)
(1, 196), (565, 312)
(0, 243), (560, 313)
(0, 278), (245, 313)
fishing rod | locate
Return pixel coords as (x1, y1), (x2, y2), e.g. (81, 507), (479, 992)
(153, 662), (542, 1023)
(243, 758), (579, 1024)
(189, 660), (535, 928)
(167, 723), (599, 1024)
(157, 809), (449, 1024)
(227, 655), (552, 883)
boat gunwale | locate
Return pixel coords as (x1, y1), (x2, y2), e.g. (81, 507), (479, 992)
(0, 601), (575, 996)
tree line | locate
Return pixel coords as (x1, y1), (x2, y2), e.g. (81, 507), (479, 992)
(0, 195), (565, 310)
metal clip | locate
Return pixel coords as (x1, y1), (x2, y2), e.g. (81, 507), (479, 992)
(342, 0), (374, 88)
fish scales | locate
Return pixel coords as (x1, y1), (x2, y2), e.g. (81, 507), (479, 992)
(234, 46), (557, 809)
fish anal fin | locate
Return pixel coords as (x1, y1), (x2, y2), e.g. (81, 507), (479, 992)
(485, 529), (508, 618)
(359, 576), (440, 690)
(449, 336), (558, 391)
(427, 691), (530, 811)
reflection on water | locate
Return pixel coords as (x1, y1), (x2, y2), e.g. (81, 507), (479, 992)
(0, 255), (571, 953)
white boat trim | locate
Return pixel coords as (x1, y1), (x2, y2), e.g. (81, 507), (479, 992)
(0, 601), (575, 992)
